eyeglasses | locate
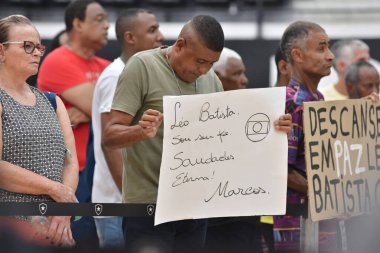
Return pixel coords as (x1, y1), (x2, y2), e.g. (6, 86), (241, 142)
(2, 41), (46, 56)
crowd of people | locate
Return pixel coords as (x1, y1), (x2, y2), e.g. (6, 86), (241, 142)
(0, 0), (379, 252)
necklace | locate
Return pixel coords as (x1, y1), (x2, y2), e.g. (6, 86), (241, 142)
(164, 46), (197, 95)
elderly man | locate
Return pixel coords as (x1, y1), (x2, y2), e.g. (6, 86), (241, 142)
(320, 39), (370, 100)
(274, 21), (337, 252)
(213, 47), (248, 91)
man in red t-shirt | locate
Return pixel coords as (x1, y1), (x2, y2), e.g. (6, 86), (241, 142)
(38, 0), (110, 201)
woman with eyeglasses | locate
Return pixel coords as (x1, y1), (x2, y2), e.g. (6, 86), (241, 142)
(0, 15), (78, 247)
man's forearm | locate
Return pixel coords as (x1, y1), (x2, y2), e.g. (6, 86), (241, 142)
(102, 123), (146, 149)
(287, 166), (308, 194)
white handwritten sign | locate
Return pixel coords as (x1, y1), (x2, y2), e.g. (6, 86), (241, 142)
(155, 88), (288, 225)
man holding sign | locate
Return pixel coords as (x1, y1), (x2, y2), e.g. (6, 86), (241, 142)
(104, 15), (292, 253)
(273, 21), (336, 252)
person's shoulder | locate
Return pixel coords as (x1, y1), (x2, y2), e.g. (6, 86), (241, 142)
(29, 85), (41, 94)
(318, 84), (346, 101)
(97, 58), (124, 82)
(285, 86), (296, 103)
(94, 56), (111, 66)
(122, 48), (162, 71)
(133, 48), (161, 61)
(203, 68), (219, 80)
(286, 85), (297, 97)
(198, 70), (223, 92)
(102, 57), (124, 74)
(30, 86), (51, 103)
(285, 86), (303, 113)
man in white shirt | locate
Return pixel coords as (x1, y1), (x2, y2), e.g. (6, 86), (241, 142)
(91, 8), (164, 248)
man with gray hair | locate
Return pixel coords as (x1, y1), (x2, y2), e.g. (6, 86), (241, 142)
(320, 39), (370, 100)
(213, 47), (248, 91)
(274, 20), (336, 252)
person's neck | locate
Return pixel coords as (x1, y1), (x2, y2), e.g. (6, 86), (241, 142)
(66, 40), (96, 60)
(164, 46), (183, 82)
(334, 76), (348, 96)
(292, 70), (320, 95)
(0, 69), (28, 91)
(120, 49), (136, 64)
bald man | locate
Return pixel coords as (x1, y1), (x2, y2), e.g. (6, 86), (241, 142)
(103, 15), (225, 253)
(320, 39), (370, 100)
(103, 15), (292, 253)
(213, 47), (248, 91)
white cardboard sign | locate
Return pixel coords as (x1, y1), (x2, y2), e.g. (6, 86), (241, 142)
(155, 88), (288, 225)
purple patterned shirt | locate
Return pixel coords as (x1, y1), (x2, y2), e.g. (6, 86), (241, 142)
(274, 79), (329, 251)
(286, 79), (324, 203)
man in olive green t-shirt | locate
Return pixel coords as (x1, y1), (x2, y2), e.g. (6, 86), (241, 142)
(103, 14), (292, 253)
(103, 15), (225, 253)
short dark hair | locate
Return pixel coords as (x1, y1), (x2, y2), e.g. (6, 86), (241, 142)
(280, 21), (325, 63)
(274, 45), (287, 81)
(65, 0), (97, 32)
(115, 9), (152, 45)
(191, 15), (224, 52)
(345, 61), (377, 85)
(275, 45), (286, 67)
(0, 15), (34, 43)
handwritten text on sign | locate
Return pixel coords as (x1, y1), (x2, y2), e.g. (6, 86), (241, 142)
(155, 88), (288, 225)
(304, 100), (380, 221)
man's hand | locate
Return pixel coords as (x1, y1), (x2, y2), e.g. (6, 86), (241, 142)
(288, 168), (308, 194)
(362, 91), (379, 102)
(67, 107), (90, 128)
(274, 113), (292, 134)
(139, 109), (163, 138)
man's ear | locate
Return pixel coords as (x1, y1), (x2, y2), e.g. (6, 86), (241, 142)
(124, 31), (134, 44)
(291, 48), (303, 63)
(278, 60), (288, 75)
(175, 37), (186, 52)
(72, 18), (82, 32)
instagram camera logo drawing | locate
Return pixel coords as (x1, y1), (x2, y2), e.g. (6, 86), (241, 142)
(245, 113), (270, 142)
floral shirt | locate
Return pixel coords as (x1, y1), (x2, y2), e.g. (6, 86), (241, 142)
(274, 80), (336, 252)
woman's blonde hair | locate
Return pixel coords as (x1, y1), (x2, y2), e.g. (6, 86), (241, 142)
(0, 15), (35, 44)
